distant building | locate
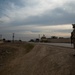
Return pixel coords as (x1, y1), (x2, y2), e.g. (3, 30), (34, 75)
(41, 35), (47, 42)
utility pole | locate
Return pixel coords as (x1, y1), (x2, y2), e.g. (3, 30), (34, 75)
(12, 33), (14, 42)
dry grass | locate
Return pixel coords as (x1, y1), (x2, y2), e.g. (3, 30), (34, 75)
(0, 45), (18, 64)
(25, 43), (34, 53)
(0, 42), (34, 69)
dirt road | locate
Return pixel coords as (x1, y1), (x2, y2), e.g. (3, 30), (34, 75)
(40, 43), (73, 48)
(0, 44), (75, 75)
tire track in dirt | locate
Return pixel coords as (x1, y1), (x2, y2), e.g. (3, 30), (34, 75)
(0, 44), (75, 75)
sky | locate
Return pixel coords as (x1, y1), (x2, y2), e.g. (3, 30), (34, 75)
(0, 0), (75, 41)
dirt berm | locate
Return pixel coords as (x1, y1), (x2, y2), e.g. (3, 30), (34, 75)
(0, 44), (75, 75)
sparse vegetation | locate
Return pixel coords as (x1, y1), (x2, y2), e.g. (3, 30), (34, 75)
(25, 43), (34, 53)
(0, 42), (35, 67)
(0, 45), (18, 66)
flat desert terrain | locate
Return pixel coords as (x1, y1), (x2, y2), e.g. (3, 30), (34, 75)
(0, 43), (75, 75)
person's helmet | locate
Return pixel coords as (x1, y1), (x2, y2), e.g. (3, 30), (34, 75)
(72, 24), (75, 28)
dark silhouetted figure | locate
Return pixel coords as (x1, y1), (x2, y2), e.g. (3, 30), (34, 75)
(71, 24), (75, 49)
(12, 33), (14, 42)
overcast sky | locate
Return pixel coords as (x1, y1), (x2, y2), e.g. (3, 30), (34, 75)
(0, 0), (75, 41)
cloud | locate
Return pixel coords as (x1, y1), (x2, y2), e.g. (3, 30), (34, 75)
(0, 0), (74, 40)
(1, 1), (75, 26)
(21, 5), (75, 26)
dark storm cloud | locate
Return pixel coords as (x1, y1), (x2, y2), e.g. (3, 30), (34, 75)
(0, 0), (24, 8)
(0, 0), (75, 26)
(9, 7), (75, 26)
(24, 8), (75, 25)
(0, 0), (24, 17)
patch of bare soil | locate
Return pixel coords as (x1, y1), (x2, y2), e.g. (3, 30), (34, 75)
(0, 43), (75, 75)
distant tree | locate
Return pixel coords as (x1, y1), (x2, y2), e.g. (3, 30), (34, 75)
(19, 39), (22, 42)
(51, 36), (58, 39)
(35, 38), (39, 42)
(29, 39), (34, 42)
(3, 38), (6, 42)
